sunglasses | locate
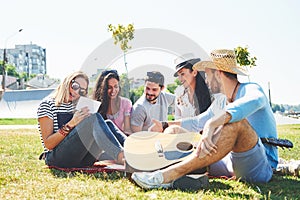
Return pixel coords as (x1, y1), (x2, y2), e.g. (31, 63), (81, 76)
(71, 80), (88, 96)
(101, 69), (118, 76)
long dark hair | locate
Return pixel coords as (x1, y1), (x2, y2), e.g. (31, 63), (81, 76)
(92, 71), (120, 119)
(193, 71), (212, 115)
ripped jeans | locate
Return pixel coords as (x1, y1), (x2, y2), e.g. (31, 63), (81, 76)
(45, 113), (126, 168)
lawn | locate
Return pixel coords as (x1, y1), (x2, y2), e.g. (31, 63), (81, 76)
(0, 118), (37, 125)
(0, 125), (299, 199)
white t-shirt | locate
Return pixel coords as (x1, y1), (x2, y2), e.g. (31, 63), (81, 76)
(174, 85), (197, 119)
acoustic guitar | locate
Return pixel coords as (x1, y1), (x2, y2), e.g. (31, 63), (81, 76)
(124, 131), (201, 171)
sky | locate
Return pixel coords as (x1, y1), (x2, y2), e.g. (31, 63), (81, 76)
(1, 0), (299, 105)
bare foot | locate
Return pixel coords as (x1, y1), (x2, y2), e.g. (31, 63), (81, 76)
(116, 151), (125, 165)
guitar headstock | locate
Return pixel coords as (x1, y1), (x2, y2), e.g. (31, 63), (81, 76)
(261, 138), (293, 149)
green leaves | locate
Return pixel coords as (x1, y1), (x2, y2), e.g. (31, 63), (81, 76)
(107, 23), (135, 52)
(107, 23), (135, 98)
(234, 46), (257, 68)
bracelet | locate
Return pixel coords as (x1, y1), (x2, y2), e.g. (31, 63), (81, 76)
(161, 121), (169, 131)
(58, 128), (68, 137)
(58, 124), (74, 137)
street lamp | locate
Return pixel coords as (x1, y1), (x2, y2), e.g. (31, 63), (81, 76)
(1, 29), (23, 91)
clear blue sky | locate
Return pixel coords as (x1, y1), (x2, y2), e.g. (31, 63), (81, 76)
(1, 0), (299, 105)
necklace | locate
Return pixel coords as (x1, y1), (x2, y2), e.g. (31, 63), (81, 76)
(108, 97), (120, 115)
(228, 82), (239, 103)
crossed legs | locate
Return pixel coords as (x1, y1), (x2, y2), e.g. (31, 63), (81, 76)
(161, 119), (258, 183)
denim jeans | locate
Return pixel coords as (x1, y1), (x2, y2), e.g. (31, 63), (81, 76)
(45, 113), (126, 168)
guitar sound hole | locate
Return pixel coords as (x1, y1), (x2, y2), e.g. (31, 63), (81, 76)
(176, 142), (193, 152)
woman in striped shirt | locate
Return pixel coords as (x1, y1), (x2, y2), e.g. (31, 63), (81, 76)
(37, 71), (126, 168)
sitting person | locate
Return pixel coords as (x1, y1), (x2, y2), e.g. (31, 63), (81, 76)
(131, 49), (278, 189)
(37, 71), (126, 168)
(130, 71), (175, 132)
(173, 53), (211, 119)
(92, 69), (132, 135)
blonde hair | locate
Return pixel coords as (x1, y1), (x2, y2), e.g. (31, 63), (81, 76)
(51, 71), (89, 106)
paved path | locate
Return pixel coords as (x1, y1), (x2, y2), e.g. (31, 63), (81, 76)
(274, 113), (300, 125)
(0, 114), (299, 130)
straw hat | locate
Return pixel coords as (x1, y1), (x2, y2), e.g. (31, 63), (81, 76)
(174, 53), (200, 77)
(193, 49), (248, 76)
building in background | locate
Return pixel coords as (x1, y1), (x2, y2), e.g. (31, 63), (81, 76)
(0, 43), (46, 76)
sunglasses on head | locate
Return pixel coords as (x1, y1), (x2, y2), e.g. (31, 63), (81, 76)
(71, 79), (88, 96)
(101, 69), (118, 76)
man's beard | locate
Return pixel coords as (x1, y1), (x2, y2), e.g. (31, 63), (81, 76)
(146, 94), (159, 103)
(209, 76), (222, 94)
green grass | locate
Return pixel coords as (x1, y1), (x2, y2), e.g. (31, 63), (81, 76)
(168, 115), (175, 121)
(0, 125), (299, 199)
(0, 118), (37, 125)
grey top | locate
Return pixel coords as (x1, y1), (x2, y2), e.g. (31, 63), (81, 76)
(131, 92), (175, 131)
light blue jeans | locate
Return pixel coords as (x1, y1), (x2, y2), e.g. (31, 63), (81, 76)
(45, 113), (126, 168)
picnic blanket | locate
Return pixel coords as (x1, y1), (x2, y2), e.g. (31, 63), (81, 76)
(47, 160), (125, 174)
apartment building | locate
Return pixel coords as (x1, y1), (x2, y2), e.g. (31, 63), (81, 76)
(0, 43), (46, 76)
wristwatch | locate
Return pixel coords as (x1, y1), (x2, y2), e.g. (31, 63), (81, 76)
(62, 124), (73, 132)
(161, 121), (169, 131)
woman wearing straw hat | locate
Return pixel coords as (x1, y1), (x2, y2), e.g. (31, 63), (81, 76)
(131, 49), (277, 189)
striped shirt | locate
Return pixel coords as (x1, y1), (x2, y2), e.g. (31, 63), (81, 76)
(37, 97), (75, 153)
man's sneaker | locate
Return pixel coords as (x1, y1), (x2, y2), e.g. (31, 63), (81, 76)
(172, 174), (209, 191)
(131, 171), (172, 189)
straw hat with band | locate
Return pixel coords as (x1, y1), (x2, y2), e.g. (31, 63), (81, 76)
(174, 53), (200, 77)
(193, 49), (249, 76)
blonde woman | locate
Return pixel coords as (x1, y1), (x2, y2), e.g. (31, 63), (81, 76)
(37, 71), (126, 168)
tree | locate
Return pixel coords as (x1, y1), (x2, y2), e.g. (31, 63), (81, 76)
(119, 73), (129, 97)
(234, 46), (257, 84)
(272, 104), (280, 113)
(0, 63), (20, 78)
(6, 64), (20, 78)
(167, 79), (181, 94)
(130, 85), (144, 104)
(107, 23), (135, 98)
(19, 72), (28, 82)
(234, 46), (257, 68)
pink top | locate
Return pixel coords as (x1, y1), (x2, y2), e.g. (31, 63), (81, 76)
(106, 97), (132, 131)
